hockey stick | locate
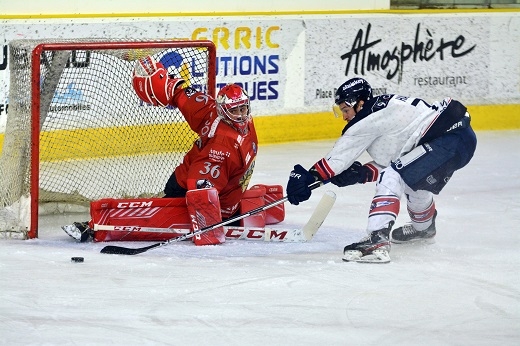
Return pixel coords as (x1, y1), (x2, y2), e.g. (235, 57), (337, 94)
(100, 181), (324, 255)
(94, 225), (309, 242)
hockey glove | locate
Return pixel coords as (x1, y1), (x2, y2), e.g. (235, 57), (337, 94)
(330, 161), (378, 187)
(132, 55), (184, 107)
(287, 164), (317, 205)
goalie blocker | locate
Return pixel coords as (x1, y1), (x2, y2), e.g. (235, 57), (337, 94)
(89, 184), (285, 245)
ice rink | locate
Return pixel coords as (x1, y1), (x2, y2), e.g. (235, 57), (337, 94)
(1, 130), (519, 345)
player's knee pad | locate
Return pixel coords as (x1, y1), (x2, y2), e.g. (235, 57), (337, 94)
(186, 188), (225, 246)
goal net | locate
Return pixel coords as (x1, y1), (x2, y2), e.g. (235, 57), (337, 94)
(0, 39), (216, 239)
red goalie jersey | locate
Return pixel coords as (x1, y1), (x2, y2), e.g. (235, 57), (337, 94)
(168, 84), (258, 219)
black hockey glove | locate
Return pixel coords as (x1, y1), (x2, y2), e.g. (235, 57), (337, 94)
(287, 164), (317, 205)
(330, 161), (372, 187)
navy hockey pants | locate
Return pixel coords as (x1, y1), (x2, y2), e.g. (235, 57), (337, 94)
(391, 125), (477, 194)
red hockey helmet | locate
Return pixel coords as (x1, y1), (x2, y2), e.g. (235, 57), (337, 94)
(216, 84), (251, 135)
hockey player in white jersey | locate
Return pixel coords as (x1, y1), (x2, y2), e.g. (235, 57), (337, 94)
(286, 77), (477, 263)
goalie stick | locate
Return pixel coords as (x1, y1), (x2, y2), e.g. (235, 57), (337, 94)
(100, 181), (329, 255)
(94, 190), (336, 243)
(95, 225), (312, 242)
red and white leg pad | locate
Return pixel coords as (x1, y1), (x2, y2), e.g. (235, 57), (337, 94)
(186, 188), (225, 246)
(90, 197), (191, 242)
(240, 184), (285, 227)
(240, 186), (266, 228)
(257, 184), (285, 224)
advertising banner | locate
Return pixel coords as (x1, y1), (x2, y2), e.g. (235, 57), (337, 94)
(0, 17), (303, 132)
(302, 13), (519, 111)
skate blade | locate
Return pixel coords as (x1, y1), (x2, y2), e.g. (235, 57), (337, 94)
(342, 249), (391, 263)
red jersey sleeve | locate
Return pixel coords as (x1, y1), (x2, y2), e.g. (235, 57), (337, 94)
(170, 86), (216, 134)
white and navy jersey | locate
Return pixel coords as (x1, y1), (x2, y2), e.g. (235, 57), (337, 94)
(313, 94), (458, 180)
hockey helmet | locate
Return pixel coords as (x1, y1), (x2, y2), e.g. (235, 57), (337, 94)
(333, 77), (372, 117)
(216, 84), (251, 135)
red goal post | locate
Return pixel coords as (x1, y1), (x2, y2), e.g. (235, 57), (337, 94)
(0, 39), (216, 239)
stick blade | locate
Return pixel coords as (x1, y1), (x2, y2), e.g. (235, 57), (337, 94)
(100, 244), (156, 255)
(303, 190), (336, 241)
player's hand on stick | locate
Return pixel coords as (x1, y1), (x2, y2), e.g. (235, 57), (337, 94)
(287, 164), (317, 205)
(132, 55), (184, 107)
(330, 161), (377, 187)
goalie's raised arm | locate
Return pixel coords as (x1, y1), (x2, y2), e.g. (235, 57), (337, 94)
(131, 55), (184, 107)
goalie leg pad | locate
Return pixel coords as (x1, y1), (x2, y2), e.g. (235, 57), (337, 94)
(240, 186), (266, 228)
(186, 188), (225, 246)
(90, 197), (191, 242)
(249, 184), (285, 224)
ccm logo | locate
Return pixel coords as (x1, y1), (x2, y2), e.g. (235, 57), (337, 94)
(117, 201), (153, 208)
(114, 226), (142, 232)
(226, 228), (287, 240)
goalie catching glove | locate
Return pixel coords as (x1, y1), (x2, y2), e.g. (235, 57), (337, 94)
(132, 55), (185, 107)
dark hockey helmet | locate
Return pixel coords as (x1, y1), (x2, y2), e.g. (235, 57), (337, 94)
(334, 77), (373, 115)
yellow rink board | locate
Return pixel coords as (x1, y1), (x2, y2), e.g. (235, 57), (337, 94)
(0, 104), (518, 160)
(254, 104), (520, 144)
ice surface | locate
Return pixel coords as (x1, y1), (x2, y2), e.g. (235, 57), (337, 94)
(1, 131), (519, 345)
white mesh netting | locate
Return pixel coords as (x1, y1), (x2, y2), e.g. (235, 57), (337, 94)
(0, 39), (214, 238)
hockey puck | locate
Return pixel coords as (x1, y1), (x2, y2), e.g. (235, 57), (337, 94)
(71, 257), (84, 263)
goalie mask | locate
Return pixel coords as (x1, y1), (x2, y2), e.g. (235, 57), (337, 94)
(216, 84), (251, 135)
(333, 77), (373, 118)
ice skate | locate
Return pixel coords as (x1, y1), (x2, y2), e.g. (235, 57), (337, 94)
(62, 221), (93, 243)
(342, 222), (393, 263)
(391, 211), (437, 244)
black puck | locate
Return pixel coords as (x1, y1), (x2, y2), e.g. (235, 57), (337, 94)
(71, 257), (84, 263)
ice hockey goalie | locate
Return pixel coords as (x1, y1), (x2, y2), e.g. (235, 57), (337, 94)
(64, 55), (286, 245)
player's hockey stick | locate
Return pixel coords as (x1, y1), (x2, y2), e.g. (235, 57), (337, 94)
(100, 181), (326, 255)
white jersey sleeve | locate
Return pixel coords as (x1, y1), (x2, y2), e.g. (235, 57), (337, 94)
(313, 94), (448, 180)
